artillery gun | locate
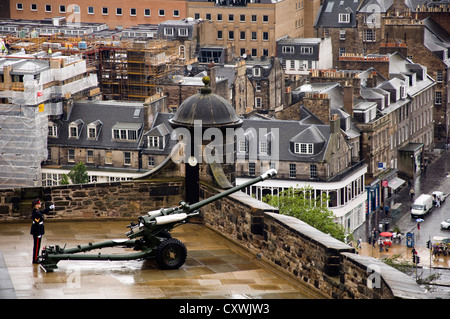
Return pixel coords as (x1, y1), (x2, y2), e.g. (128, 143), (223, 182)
(39, 169), (277, 272)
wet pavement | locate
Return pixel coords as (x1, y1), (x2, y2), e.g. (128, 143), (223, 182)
(0, 220), (323, 299)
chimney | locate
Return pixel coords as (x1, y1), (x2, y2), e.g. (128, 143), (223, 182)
(343, 82), (354, 117)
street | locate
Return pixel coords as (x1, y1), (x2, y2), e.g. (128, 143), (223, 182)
(355, 151), (450, 247)
(354, 151), (450, 298)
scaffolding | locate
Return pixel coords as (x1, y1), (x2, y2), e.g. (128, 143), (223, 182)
(83, 38), (191, 101)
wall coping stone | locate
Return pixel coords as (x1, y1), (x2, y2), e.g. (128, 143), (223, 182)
(266, 212), (353, 252)
(341, 252), (428, 299)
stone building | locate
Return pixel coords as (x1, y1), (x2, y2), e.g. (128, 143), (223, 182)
(314, 0), (394, 66)
(276, 37), (333, 87)
(187, 0), (322, 58)
(381, 16), (450, 147)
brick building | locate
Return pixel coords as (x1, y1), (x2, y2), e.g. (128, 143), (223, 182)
(8, 0), (188, 29)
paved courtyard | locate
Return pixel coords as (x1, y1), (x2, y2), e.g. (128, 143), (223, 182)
(0, 220), (323, 299)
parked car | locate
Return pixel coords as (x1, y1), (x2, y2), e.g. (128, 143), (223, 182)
(441, 218), (450, 230)
(411, 194), (433, 217)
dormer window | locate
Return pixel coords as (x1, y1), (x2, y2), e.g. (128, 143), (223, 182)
(338, 13), (350, 23)
(300, 46), (313, 54)
(68, 119), (84, 139)
(148, 136), (160, 148)
(282, 46), (295, 54)
(294, 142), (313, 154)
(146, 123), (169, 150)
(87, 120), (102, 141)
(48, 121), (58, 138)
(112, 122), (142, 141)
(253, 67), (261, 77)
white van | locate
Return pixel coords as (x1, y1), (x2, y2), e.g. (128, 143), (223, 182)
(411, 194), (433, 217)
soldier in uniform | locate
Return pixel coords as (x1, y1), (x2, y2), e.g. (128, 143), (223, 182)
(30, 198), (55, 264)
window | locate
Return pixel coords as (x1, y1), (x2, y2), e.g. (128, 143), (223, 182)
(290, 60), (295, 70)
(194, 13), (200, 19)
(263, 15), (268, 22)
(262, 32), (269, 41)
(239, 140), (248, 153)
(300, 46), (313, 54)
(338, 13), (350, 23)
(31, 3), (37, 11)
(255, 82), (261, 92)
(217, 13), (222, 21)
(363, 29), (375, 42)
(251, 48), (257, 57)
(149, 136), (159, 148)
(217, 30), (223, 39)
(228, 14), (234, 22)
(249, 162), (256, 176)
(68, 120), (83, 139)
(173, 10), (180, 17)
(159, 9), (165, 16)
(16, 3), (23, 10)
(88, 6), (94, 14)
(102, 7), (108, 15)
(259, 141), (268, 154)
(105, 151), (112, 165)
(59, 5), (66, 13)
(130, 8), (137, 16)
(282, 46), (295, 53)
(206, 13), (212, 20)
(164, 28), (174, 36)
(240, 31), (245, 40)
(116, 8), (122, 15)
(255, 97), (262, 108)
(251, 31), (257, 40)
(148, 156), (155, 167)
(436, 71), (443, 83)
(112, 123), (142, 141)
(228, 31), (234, 40)
(253, 68), (261, 77)
(45, 4), (52, 12)
(87, 150), (94, 163)
(178, 28), (188, 37)
(435, 91), (442, 105)
(48, 123), (58, 137)
(251, 14), (257, 22)
(240, 14), (245, 22)
(124, 152), (131, 165)
(310, 164), (318, 179)
(289, 164), (296, 178)
(294, 143), (313, 154)
(340, 30), (346, 40)
(144, 9), (150, 16)
(68, 149), (75, 162)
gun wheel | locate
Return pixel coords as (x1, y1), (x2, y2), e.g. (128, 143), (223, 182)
(155, 238), (187, 270)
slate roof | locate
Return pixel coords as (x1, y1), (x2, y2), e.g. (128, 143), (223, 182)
(48, 100), (145, 151)
(314, 0), (361, 28)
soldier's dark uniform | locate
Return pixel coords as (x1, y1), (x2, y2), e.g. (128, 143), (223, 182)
(30, 198), (53, 264)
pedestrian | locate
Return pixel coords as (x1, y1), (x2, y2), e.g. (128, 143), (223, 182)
(417, 222), (421, 231)
(385, 205), (389, 217)
(357, 237), (362, 250)
(409, 188), (415, 200)
(30, 198), (55, 264)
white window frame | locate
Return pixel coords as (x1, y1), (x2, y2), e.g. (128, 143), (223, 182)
(16, 3), (23, 10)
(294, 142), (313, 154)
(87, 6), (94, 14)
(338, 13), (350, 23)
(178, 28), (188, 37)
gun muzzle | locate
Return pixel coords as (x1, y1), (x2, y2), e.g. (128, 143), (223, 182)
(261, 169), (277, 180)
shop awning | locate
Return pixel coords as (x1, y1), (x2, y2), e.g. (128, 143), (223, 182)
(388, 177), (405, 190)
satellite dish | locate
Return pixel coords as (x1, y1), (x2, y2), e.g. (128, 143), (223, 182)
(187, 64), (192, 71)
(188, 156), (198, 167)
(242, 53), (247, 59)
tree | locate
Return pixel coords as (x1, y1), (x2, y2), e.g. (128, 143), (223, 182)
(264, 186), (345, 242)
(67, 162), (89, 184)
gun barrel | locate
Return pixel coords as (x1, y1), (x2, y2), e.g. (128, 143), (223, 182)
(187, 168), (277, 212)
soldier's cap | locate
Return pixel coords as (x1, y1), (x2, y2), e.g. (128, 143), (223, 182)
(32, 198), (41, 206)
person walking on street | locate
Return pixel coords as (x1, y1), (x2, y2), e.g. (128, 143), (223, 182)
(30, 198), (55, 264)
(409, 188), (415, 200)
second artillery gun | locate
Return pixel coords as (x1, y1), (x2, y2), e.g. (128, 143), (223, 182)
(39, 169), (277, 272)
